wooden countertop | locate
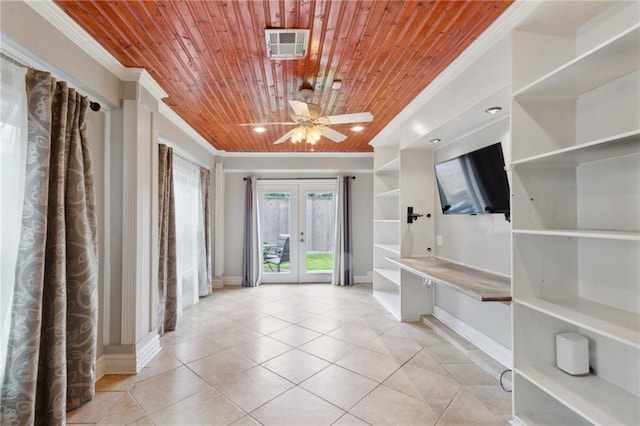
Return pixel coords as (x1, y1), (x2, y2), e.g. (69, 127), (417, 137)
(387, 256), (511, 302)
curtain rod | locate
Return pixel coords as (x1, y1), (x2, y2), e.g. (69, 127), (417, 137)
(243, 176), (355, 181)
(1, 51), (102, 112)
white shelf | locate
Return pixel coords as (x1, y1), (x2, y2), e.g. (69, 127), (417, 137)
(511, 3), (640, 422)
(374, 267), (400, 285)
(374, 219), (400, 224)
(511, 130), (640, 167)
(375, 157), (400, 173)
(514, 414), (586, 426)
(517, 365), (640, 426)
(372, 290), (400, 320)
(516, 297), (640, 348)
(374, 244), (401, 254)
(513, 228), (640, 241)
(514, 26), (640, 99)
(375, 188), (400, 198)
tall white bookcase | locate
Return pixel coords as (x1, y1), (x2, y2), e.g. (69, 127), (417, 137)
(373, 147), (402, 318)
(510, 1), (640, 424)
(373, 146), (434, 321)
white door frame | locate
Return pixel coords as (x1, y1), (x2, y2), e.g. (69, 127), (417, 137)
(258, 179), (337, 283)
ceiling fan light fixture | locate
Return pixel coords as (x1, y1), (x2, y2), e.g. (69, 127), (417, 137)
(350, 125), (365, 132)
(291, 127), (306, 143)
(310, 127), (321, 142)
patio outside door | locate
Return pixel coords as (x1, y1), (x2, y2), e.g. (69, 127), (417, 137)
(259, 180), (337, 283)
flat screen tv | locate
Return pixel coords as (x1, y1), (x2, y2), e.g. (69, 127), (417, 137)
(434, 142), (510, 219)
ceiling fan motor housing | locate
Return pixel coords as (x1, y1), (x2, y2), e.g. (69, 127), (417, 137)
(298, 88), (314, 102)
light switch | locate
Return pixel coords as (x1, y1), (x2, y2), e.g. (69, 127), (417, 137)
(436, 235), (443, 246)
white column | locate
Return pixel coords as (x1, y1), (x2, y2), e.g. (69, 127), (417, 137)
(107, 69), (167, 373)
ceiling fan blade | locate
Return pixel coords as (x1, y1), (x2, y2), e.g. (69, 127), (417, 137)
(238, 122), (297, 126)
(324, 112), (373, 125)
(319, 126), (347, 142)
(289, 100), (310, 118)
(274, 129), (296, 145)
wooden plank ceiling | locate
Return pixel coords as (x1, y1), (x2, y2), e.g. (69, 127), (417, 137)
(54, 0), (513, 153)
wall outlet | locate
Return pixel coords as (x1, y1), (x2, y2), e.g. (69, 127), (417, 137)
(436, 235), (443, 246)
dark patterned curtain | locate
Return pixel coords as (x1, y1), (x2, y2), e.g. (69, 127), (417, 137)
(158, 144), (177, 334)
(1, 70), (99, 424)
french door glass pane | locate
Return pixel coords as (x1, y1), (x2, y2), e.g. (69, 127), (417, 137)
(305, 191), (335, 272)
(261, 192), (291, 274)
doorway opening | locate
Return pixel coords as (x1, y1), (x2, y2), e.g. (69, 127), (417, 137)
(258, 180), (336, 283)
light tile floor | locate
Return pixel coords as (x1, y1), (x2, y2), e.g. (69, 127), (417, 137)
(67, 283), (512, 425)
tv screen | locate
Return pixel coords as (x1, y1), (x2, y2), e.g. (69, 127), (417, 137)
(435, 142), (510, 215)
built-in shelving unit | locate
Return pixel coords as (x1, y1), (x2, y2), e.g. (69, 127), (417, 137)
(372, 146), (434, 321)
(373, 148), (402, 318)
(511, 1), (640, 424)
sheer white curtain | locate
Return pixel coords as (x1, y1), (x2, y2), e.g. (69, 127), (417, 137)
(172, 155), (207, 313)
(0, 58), (27, 384)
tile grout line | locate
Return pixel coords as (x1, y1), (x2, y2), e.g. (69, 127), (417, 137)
(92, 284), (509, 425)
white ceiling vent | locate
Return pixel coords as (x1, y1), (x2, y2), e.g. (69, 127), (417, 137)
(265, 29), (310, 60)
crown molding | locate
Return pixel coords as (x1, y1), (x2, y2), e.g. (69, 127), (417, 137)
(369, 0), (540, 147)
(24, 0), (126, 78)
(24, 0), (538, 155)
(222, 151), (373, 158)
(26, 0), (168, 102)
(122, 68), (168, 100)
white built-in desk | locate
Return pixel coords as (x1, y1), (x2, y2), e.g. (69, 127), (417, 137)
(387, 256), (511, 302)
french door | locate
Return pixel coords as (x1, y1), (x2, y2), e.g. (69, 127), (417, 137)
(258, 180), (337, 283)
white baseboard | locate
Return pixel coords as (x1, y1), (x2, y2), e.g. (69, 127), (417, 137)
(223, 274), (371, 286)
(103, 353), (137, 374)
(101, 332), (161, 375)
(433, 305), (512, 368)
(136, 331), (161, 371)
(224, 276), (242, 286)
(212, 277), (224, 289)
(95, 355), (106, 381)
(355, 271), (373, 283)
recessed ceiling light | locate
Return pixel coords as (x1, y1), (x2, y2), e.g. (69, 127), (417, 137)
(253, 126), (267, 133)
(351, 125), (364, 132)
(430, 138), (441, 144)
(485, 106), (502, 114)
(331, 80), (342, 90)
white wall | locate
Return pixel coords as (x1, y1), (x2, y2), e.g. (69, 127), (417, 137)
(157, 116), (217, 167)
(222, 155), (374, 283)
(432, 123), (512, 351)
(0, 1), (120, 107)
(433, 122), (511, 276)
(428, 39), (512, 353)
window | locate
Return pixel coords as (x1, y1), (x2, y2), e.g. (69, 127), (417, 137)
(0, 58), (27, 383)
(172, 154), (207, 311)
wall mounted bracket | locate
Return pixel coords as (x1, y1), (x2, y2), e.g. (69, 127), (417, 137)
(408, 206), (430, 223)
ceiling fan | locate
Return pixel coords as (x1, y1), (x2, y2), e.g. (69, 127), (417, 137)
(239, 88), (373, 145)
